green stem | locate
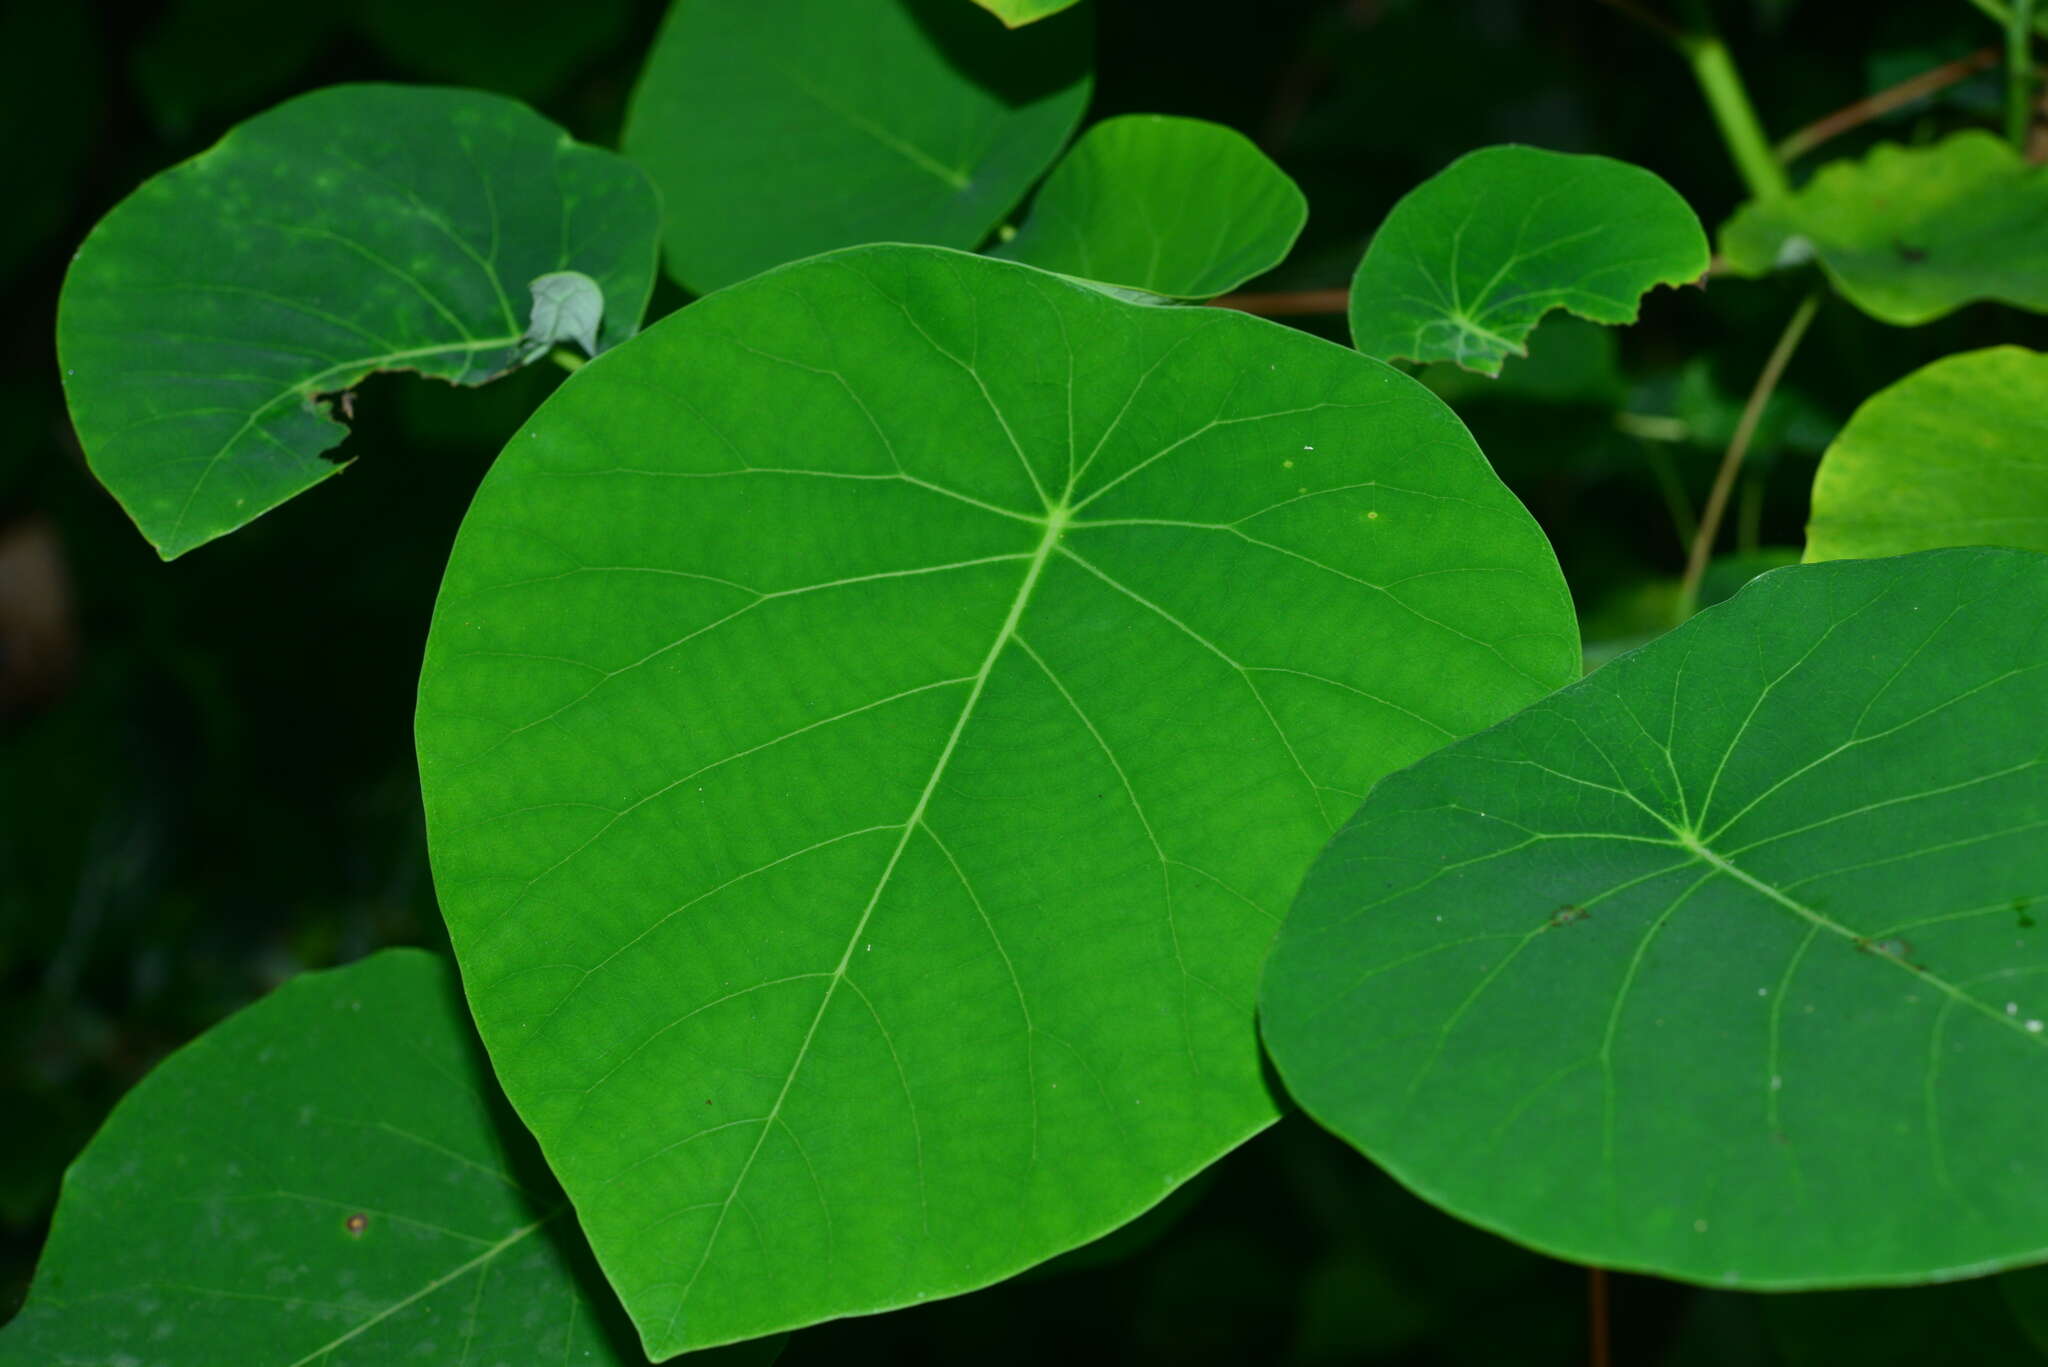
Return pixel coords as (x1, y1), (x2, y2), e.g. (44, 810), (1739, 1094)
(2011, 0), (2038, 146)
(1676, 292), (1821, 622)
(1972, 0), (2048, 39)
(549, 348), (587, 374)
(1682, 32), (1791, 199)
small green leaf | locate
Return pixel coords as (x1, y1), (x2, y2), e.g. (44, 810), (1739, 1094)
(1347, 146), (1708, 377)
(1807, 346), (2048, 562)
(0, 950), (769, 1366)
(623, 0), (1091, 296)
(994, 114), (1306, 300)
(1263, 548), (2048, 1287)
(416, 243), (1578, 1355)
(56, 84), (659, 560)
(1721, 131), (2048, 326)
(972, 0), (1082, 25)
(522, 271), (605, 363)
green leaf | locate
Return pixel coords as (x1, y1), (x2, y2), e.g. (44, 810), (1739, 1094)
(56, 84), (659, 560)
(993, 114), (1306, 300)
(1806, 346), (2048, 563)
(1347, 146), (1708, 377)
(0, 950), (715, 1366)
(521, 271), (606, 363)
(1262, 547), (2048, 1287)
(1721, 131), (2048, 326)
(1418, 316), (1628, 409)
(971, 0), (1082, 25)
(622, 0), (1091, 296)
(415, 243), (1578, 1354)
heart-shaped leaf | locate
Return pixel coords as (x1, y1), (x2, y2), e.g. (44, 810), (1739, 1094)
(1807, 346), (2048, 562)
(416, 243), (1577, 1354)
(56, 84), (659, 560)
(1721, 132), (2048, 326)
(994, 114), (1306, 299)
(622, 0), (1091, 296)
(0, 951), (778, 1366)
(1347, 146), (1708, 377)
(1263, 547), (2048, 1287)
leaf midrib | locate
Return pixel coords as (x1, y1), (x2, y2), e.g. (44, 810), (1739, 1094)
(663, 505), (1069, 1333)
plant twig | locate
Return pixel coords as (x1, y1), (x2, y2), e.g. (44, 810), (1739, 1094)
(1676, 292), (1821, 621)
(1682, 30), (1791, 198)
(1589, 1266), (1611, 1367)
(1206, 287), (1350, 317)
(1774, 47), (1999, 163)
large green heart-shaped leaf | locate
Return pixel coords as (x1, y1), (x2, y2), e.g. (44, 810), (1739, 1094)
(993, 114), (1306, 299)
(971, 0), (1081, 25)
(1807, 346), (2048, 562)
(1347, 146), (1708, 377)
(416, 244), (1577, 1354)
(1721, 132), (2048, 326)
(0, 951), (679, 1366)
(56, 84), (659, 560)
(1263, 548), (2048, 1287)
(622, 0), (1091, 296)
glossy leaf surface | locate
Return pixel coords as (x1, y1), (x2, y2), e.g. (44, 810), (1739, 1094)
(56, 84), (658, 559)
(1264, 549), (2048, 1287)
(623, 0), (1091, 296)
(995, 114), (1305, 299)
(416, 244), (1577, 1354)
(1347, 146), (1708, 377)
(1721, 132), (2048, 325)
(0, 951), (659, 1366)
(1806, 346), (2048, 562)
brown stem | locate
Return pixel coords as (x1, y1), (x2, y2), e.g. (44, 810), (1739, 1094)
(1588, 1266), (1611, 1367)
(1775, 47), (2000, 164)
(1205, 287), (1351, 317)
(1676, 292), (1821, 622)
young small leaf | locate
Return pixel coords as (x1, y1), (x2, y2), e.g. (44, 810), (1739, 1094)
(1347, 146), (1708, 377)
(0, 951), (779, 1366)
(1807, 346), (2048, 562)
(521, 270), (605, 363)
(1721, 132), (2048, 325)
(994, 114), (1306, 300)
(623, 0), (1091, 296)
(1263, 548), (2048, 1288)
(972, 0), (1082, 25)
(415, 243), (1578, 1355)
(56, 84), (659, 560)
